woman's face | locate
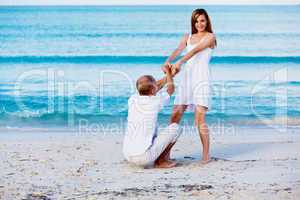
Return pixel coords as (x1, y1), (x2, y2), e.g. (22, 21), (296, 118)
(195, 14), (207, 33)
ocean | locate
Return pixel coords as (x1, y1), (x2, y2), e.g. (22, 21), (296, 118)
(0, 5), (299, 130)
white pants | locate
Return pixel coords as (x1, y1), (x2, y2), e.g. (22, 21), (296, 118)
(127, 123), (182, 167)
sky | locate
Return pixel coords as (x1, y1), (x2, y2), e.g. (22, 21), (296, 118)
(1, 0), (300, 5)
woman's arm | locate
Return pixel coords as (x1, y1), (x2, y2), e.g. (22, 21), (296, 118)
(172, 34), (216, 75)
(162, 34), (189, 73)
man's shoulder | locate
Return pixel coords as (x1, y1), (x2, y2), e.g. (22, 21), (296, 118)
(156, 91), (171, 100)
(128, 93), (138, 101)
(128, 93), (168, 106)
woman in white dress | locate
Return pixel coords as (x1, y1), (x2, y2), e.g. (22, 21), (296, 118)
(162, 8), (216, 163)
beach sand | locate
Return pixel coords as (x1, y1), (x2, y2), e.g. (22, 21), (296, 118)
(0, 126), (300, 200)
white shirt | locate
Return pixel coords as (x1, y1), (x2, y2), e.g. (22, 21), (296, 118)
(123, 91), (170, 158)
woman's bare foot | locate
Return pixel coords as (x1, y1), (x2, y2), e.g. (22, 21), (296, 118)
(154, 160), (177, 168)
(200, 158), (211, 164)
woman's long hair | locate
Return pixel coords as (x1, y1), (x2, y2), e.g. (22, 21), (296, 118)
(191, 8), (217, 45)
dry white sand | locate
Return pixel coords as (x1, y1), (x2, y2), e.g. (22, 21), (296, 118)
(0, 126), (300, 200)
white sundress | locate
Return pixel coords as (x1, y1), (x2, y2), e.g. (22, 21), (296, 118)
(174, 34), (214, 111)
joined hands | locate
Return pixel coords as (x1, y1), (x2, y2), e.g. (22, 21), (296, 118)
(161, 61), (181, 76)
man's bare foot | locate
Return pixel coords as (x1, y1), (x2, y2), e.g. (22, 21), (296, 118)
(154, 160), (177, 168)
(164, 155), (176, 162)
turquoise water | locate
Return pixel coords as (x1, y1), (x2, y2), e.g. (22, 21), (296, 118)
(0, 6), (299, 128)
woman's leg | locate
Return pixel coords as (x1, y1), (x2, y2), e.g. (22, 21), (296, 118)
(195, 105), (210, 163)
(170, 105), (188, 124)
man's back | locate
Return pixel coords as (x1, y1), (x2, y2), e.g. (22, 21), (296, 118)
(123, 93), (169, 158)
